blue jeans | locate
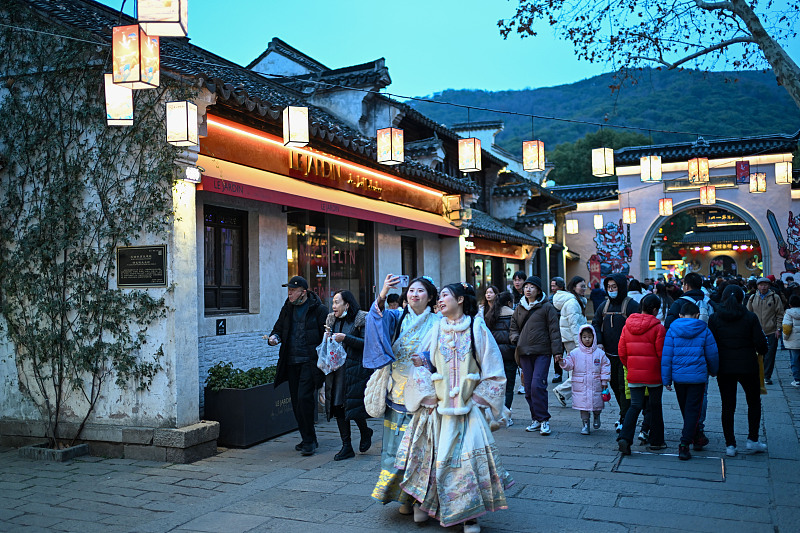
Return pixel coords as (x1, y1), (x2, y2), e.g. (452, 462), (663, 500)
(789, 349), (800, 382)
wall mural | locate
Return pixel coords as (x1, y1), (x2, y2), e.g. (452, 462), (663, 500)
(768, 209), (800, 273)
(587, 218), (632, 285)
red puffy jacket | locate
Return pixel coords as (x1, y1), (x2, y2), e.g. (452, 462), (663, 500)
(618, 313), (665, 384)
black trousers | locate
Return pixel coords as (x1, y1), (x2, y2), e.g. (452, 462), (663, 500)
(717, 372), (761, 446)
(286, 361), (321, 445)
(609, 356), (630, 420)
(674, 383), (705, 445)
(503, 359), (518, 409)
(620, 385), (663, 446)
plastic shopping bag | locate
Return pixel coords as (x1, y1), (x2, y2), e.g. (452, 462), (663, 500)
(316, 335), (347, 375)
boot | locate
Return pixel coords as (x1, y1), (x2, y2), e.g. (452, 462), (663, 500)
(334, 417), (355, 461)
(355, 418), (373, 453)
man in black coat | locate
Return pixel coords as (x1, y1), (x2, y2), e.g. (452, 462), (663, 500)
(268, 276), (328, 456)
(664, 272), (706, 330)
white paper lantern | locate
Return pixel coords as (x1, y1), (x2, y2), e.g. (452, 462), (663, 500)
(592, 147), (614, 177)
(594, 214), (604, 229)
(543, 223), (555, 238)
(377, 127), (404, 165)
(523, 140), (545, 172)
(566, 219), (579, 234)
(458, 138), (481, 172)
(749, 172), (766, 193)
(137, 0), (188, 37)
(640, 155), (662, 182)
(283, 106), (309, 147)
(166, 101), (198, 146)
(658, 198), (673, 217)
(104, 73), (133, 126)
(622, 207), (637, 224)
(688, 157), (709, 184)
(700, 185), (716, 205)
(112, 25), (159, 89)
(776, 162), (793, 185)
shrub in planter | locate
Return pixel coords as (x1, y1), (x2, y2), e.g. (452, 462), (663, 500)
(203, 362), (296, 447)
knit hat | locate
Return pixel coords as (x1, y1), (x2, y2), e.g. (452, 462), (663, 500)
(767, 275), (776, 282)
(523, 276), (543, 291)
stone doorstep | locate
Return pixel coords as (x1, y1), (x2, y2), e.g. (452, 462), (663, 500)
(153, 421), (220, 449)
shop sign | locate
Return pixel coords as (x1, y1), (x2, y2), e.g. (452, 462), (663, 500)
(288, 149), (383, 199)
(704, 213), (737, 224)
(116, 245), (167, 287)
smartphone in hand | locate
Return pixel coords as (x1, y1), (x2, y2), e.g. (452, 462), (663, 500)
(398, 275), (409, 288)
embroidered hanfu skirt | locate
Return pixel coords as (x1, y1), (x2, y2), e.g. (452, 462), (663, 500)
(398, 405), (514, 527)
(371, 407), (415, 504)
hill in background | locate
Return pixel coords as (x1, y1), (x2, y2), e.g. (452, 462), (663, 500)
(408, 68), (800, 154)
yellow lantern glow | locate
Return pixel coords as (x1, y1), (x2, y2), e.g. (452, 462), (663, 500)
(138, 0), (188, 37)
(376, 127), (404, 165)
(112, 25), (159, 89)
(688, 157), (709, 184)
(522, 140), (545, 172)
(566, 219), (579, 234)
(776, 161), (793, 184)
(166, 101), (198, 146)
(594, 214), (604, 229)
(640, 155), (662, 182)
(543, 223), (555, 238)
(283, 106), (309, 147)
(622, 207), (637, 224)
(592, 147), (614, 177)
(658, 198), (673, 217)
(749, 172), (766, 193)
(104, 73), (133, 126)
(458, 138), (481, 172)
(700, 185), (716, 205)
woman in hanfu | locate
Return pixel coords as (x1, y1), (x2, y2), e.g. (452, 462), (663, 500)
(363, 274), (439, 514)
(400, 282), (514, 533)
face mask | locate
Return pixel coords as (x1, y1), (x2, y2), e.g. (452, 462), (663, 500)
(608, 291), (618, 299)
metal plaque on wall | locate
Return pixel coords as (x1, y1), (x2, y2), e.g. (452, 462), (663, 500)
(116, 245), (167, 288)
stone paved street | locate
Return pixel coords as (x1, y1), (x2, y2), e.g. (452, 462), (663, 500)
(1, 350), (799, 533)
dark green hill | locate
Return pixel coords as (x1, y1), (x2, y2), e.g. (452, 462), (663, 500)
(409, 68), (800, 153)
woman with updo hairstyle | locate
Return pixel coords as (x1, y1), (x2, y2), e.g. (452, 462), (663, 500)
(400, 282), (513, 532)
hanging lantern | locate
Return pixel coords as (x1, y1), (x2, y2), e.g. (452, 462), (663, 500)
(776, 161), (793, 184)
(622, 207), (637, 224)
(640, 155), (662, 182)
(283, 106), (309, 147)
(749, 172), (766, 193)
(104, 73), (133, 126)
(376, 127), (404, 165)
(594, 214), (604, 229)
(700, 185), (716, 205)
(658, 198), (673, 217)
(112, 25), (159, 89)
(458, 138), (481, 172)
(543, 223), (555, 238)
(166, 101), (198, 146)
(592, 147), (614, 177)
(138, 0), (188, 37)
(522, 140), (545, 172)
(688, 157), (709, 184)
(566, 219), (579, 234)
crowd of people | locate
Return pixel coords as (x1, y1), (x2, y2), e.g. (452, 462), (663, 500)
(265, 269), (796, 531)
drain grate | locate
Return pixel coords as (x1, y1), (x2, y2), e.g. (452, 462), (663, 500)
(613, 451), (726, 482)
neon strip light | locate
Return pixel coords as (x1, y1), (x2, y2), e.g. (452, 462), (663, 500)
(207, 116), (444, 198)
(466, 249), (526, 259)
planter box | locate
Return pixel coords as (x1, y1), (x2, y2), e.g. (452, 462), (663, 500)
(19, 442), (89, 462)
(204, 382), (296, 447)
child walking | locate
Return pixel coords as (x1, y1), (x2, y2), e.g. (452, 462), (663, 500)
(662, 301), (719, 460)
(556, 325), (610, 434)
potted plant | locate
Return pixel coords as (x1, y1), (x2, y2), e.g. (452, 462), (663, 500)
(203, 362), (297, 447)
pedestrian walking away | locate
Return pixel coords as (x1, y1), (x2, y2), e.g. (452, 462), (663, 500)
(268, 276), (328, 456)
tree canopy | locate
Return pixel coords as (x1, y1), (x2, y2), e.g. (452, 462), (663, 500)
(547, 129), (651, 185)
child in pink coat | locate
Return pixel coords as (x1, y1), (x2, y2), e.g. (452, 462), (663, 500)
(556, 325), (611, 435)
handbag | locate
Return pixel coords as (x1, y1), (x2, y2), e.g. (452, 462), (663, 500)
(364, 365), (392, 418)
(757, 354), (767, 395)
(316, 335), (347, 375)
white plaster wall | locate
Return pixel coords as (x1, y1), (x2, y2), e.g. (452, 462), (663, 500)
(419, 233), (442, 286)
(250, 53), (313, 77)
(310, 92), (367, 134)
(374, 223), (403, 290)
(440, 236), (466, 286)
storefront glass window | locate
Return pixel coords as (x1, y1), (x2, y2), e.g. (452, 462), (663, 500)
(204, 206), (247, 312)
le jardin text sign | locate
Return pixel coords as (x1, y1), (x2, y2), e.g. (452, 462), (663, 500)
(117, 245), (167, 288)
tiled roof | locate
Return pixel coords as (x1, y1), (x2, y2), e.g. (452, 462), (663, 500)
(546, 182), (619, 202)
(246, 38), (329, 73)
(405, 137), (444, 157)
(275, 58), (392, 92)
(515, 210), (555, 227)
(451, 120), (504, 131)
(464, 210), (541, 246)
(681, 230), (757, 244)
(615, 131), (800, 165)
(493, 181), (533, 198)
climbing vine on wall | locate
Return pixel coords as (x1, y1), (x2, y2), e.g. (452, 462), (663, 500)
(0, 4), (195, 447)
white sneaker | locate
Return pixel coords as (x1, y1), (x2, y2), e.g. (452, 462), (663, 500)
(517, 385), (526, 394)
(507, 417), (514, 427)
(463, 520), (481, 533)
(540, 421), (551, 435)
(553, 389), (567, 407)
(525, 420), (541, 432)
(726, 446), (737, 457)
(746, 439), (767, 453)
(792, 380), (800, 387)
(580, 422), (590, 435)
(413, 503), (429, 523)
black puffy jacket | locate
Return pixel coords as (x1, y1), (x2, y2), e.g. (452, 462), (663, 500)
(324, 310), (373, 421)
(270, 290), (328, 386)
(489, 311), (516, 362)
(592, 273), (640, 355)
(709, 303), (768, 375)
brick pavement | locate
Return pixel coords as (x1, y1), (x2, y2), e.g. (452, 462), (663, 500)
(1, 349), (798, 533)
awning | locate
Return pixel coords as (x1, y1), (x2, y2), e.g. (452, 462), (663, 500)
(196, 156), (460, 237)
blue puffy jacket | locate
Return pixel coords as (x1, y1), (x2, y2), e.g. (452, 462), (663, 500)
(662, 317), (719, 385)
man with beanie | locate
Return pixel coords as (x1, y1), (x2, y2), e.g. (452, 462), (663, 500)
(747, 277), (784, 385)
(268, 276), (328, 455)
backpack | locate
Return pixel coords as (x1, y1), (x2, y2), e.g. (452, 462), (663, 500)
(599, 296), (633, 332)
(679, 295), (712, 323)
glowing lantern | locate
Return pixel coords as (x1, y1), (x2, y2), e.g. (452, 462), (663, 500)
(700, 185), (716, 205)
(688, 157), (709, 184)
(749, 172), (766, 193)
(566, 219), (579, 234)
(776, 161), (793, 184)
(594, 214), (604, 229)
(104, 73), (133, 126)
(137, 0), (188, 37)
(112, 25), (159, 89)
(522, 140), (545, 172)
(376, 127), (404, 165)
(640, 155), (662, 182)
(166, 101), (198, 146)
(592, 147), (614, 177)
(658, 198), (673, 217)
(622, 207), (637, 224)
(458, 138), (481, 172)
(543, 223), (555, 238)
(283, 106), (309, 147)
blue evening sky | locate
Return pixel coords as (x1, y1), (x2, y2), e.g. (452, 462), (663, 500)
(100, 0), (799, 98)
